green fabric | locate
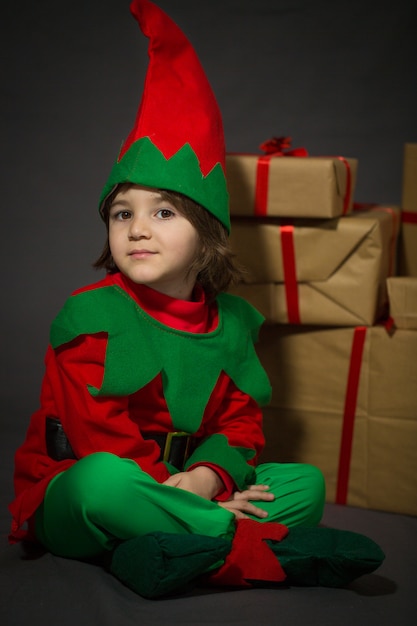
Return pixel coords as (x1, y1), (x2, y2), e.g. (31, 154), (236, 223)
(267, 526), (385, 588)
(99, 137), (231, 232)
(110, 532), (232, 598)
(185, 434), (256, 491)
(109, 525), (384, 598)
(35, 457), (326, 562)
(35, 453), (236, 559)
(50, 286), (271, 435)
(36, 456), (325, 562)
(248, 462), (325, 528)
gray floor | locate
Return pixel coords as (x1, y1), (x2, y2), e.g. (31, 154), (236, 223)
(1, 407), (416, 625)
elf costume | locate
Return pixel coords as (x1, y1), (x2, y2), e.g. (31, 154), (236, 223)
(9, 0), (384, 597)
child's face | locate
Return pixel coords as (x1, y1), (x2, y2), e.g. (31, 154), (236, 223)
(108, 185), (200, 300)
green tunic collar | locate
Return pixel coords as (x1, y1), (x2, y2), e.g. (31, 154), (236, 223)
(50, 285), (271, 432)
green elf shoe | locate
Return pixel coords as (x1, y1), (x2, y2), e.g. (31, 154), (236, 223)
(266, 526), (385, 588)
(206, 520), (385, 590)
(109, 532), (232, 599)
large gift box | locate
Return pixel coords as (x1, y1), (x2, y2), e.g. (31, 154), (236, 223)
(399, 143), (417, 276)
(256, 324), (417, 516)
(387, 276), (417, 330)
(226, 152), (358, 219)
(230, 206), (400, 326)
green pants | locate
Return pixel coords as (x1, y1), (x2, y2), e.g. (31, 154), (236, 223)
(35, 452), (325, 559)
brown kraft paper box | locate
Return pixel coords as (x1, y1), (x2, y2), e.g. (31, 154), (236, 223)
(256, 324), (417, 517)
(226, 154), (358, 219)
(399, 143), (417, 276)
(230, 206), (400, 326)
(387, 276), (417, 329)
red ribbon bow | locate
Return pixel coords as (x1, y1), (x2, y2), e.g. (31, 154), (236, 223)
(259, 136), (308, 157)
(254, 136), (308, 217)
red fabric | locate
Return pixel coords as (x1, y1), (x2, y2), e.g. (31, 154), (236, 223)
(113, 274), (218, 332)
(208, 519), (288, 587)
(9, 275), (265, 541)
(336, 326), (367, 505)
(120, 0), (225, 176)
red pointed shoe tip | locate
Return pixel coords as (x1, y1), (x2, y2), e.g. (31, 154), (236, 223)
(209, 520), (288, 587)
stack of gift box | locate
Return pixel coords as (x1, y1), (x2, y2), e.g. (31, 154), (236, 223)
(227, 139), (417, 517)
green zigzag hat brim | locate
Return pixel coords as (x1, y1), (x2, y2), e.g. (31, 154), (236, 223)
(99, 137), (231, 232)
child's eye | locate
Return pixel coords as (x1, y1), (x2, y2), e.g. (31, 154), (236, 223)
(111, 210), (131, 220)
(156, 208), (175, 219)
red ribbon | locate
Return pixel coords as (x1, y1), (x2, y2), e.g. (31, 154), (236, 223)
(384, 315), (396, 335)
(255, 137), (352, 217)
(402, 210), (417, 224)
(255, 137), (308, 217)
(259, 136), (308, 157)
(279, 224), (301, 324)
(335, 156), (352, 215)
(352, 202), (378, 210)
(255, 156), (273, 217)
(336, 326), (367, 505)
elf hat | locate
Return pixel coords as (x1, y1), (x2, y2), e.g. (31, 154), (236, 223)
(99, 0), (230, 232)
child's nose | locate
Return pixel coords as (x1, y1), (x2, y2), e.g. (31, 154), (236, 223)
(128, 214), (151, 239)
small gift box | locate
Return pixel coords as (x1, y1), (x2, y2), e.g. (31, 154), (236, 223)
(226, 137), (358, 219)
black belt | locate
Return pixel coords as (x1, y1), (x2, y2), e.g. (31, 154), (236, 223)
(45, 417), (196, 471)
(45, 416), (76, 461)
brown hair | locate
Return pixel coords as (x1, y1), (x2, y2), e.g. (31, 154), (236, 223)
(93, 184), (245, 301)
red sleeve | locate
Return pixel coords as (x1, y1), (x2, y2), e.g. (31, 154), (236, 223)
(50, 333), (171, 482)
(187, 372), (265, 499)
(202, 371), (265, 460)
(185, 462), (235, 501)
(10, 334), (173, 541)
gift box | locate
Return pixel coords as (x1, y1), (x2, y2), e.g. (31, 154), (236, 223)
(229, 206), (400, 326)
(399, 143), (417, 276)
(387, 276), (417, 329)
(256, 324), (417, 516)
(226, 152), (358, 219)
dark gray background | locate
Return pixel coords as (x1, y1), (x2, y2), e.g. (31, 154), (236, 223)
(1, 0), (416, 423)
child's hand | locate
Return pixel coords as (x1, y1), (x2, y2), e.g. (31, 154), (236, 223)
(218, 484), (275, 520)
(163, 466), (224, 500)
